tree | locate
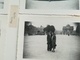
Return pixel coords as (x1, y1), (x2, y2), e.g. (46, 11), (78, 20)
(44, 25), (55, 33)
(24, 22), (37, 35)
(75, 23), (80, 35)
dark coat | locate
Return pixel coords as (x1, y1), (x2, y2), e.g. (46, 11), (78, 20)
(47, 34), (52, 44)
(51, 35), (56, 49)
(47, 34), (52, 51)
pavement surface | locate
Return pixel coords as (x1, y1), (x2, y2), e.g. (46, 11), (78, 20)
(23, 35), (80, 60)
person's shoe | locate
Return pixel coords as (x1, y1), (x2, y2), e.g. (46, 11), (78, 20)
(52, 50), (55, 52)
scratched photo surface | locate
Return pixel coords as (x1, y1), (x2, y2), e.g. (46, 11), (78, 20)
(23, 18), (80, 60)
(0, 0), (4, 9)
(9, 5), (18, 27)
(25, 0), (79, 10)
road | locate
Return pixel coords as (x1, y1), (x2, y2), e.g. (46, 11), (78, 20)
(23, 35), (80, 60)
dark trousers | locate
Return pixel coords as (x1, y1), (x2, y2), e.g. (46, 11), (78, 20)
(47, 43), (52, 51)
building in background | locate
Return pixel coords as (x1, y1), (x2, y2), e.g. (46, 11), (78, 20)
(62, 24), (74, 35)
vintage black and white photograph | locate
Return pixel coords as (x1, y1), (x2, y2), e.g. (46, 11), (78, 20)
(22, 17), (80, 60)
(25, 0), (79, 10)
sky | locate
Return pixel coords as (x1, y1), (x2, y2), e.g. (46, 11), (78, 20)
(30, 17), (77, 31)
(32, 22), (76, 31)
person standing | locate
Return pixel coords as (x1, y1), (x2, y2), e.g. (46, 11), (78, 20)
(47, 32), (52, 51)
(51, 32), (57, 52)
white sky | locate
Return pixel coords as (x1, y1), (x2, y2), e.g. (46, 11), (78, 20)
(29, 17), (79, 30)
(32, 20), (76, 30)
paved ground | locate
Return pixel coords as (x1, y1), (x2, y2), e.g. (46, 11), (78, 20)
(23, 35), (80, 60)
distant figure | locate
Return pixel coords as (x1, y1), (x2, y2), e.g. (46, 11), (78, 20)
(51, 32), (57, 52)
(67, 30), (70, 36)
(47, 32), (52, 51)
